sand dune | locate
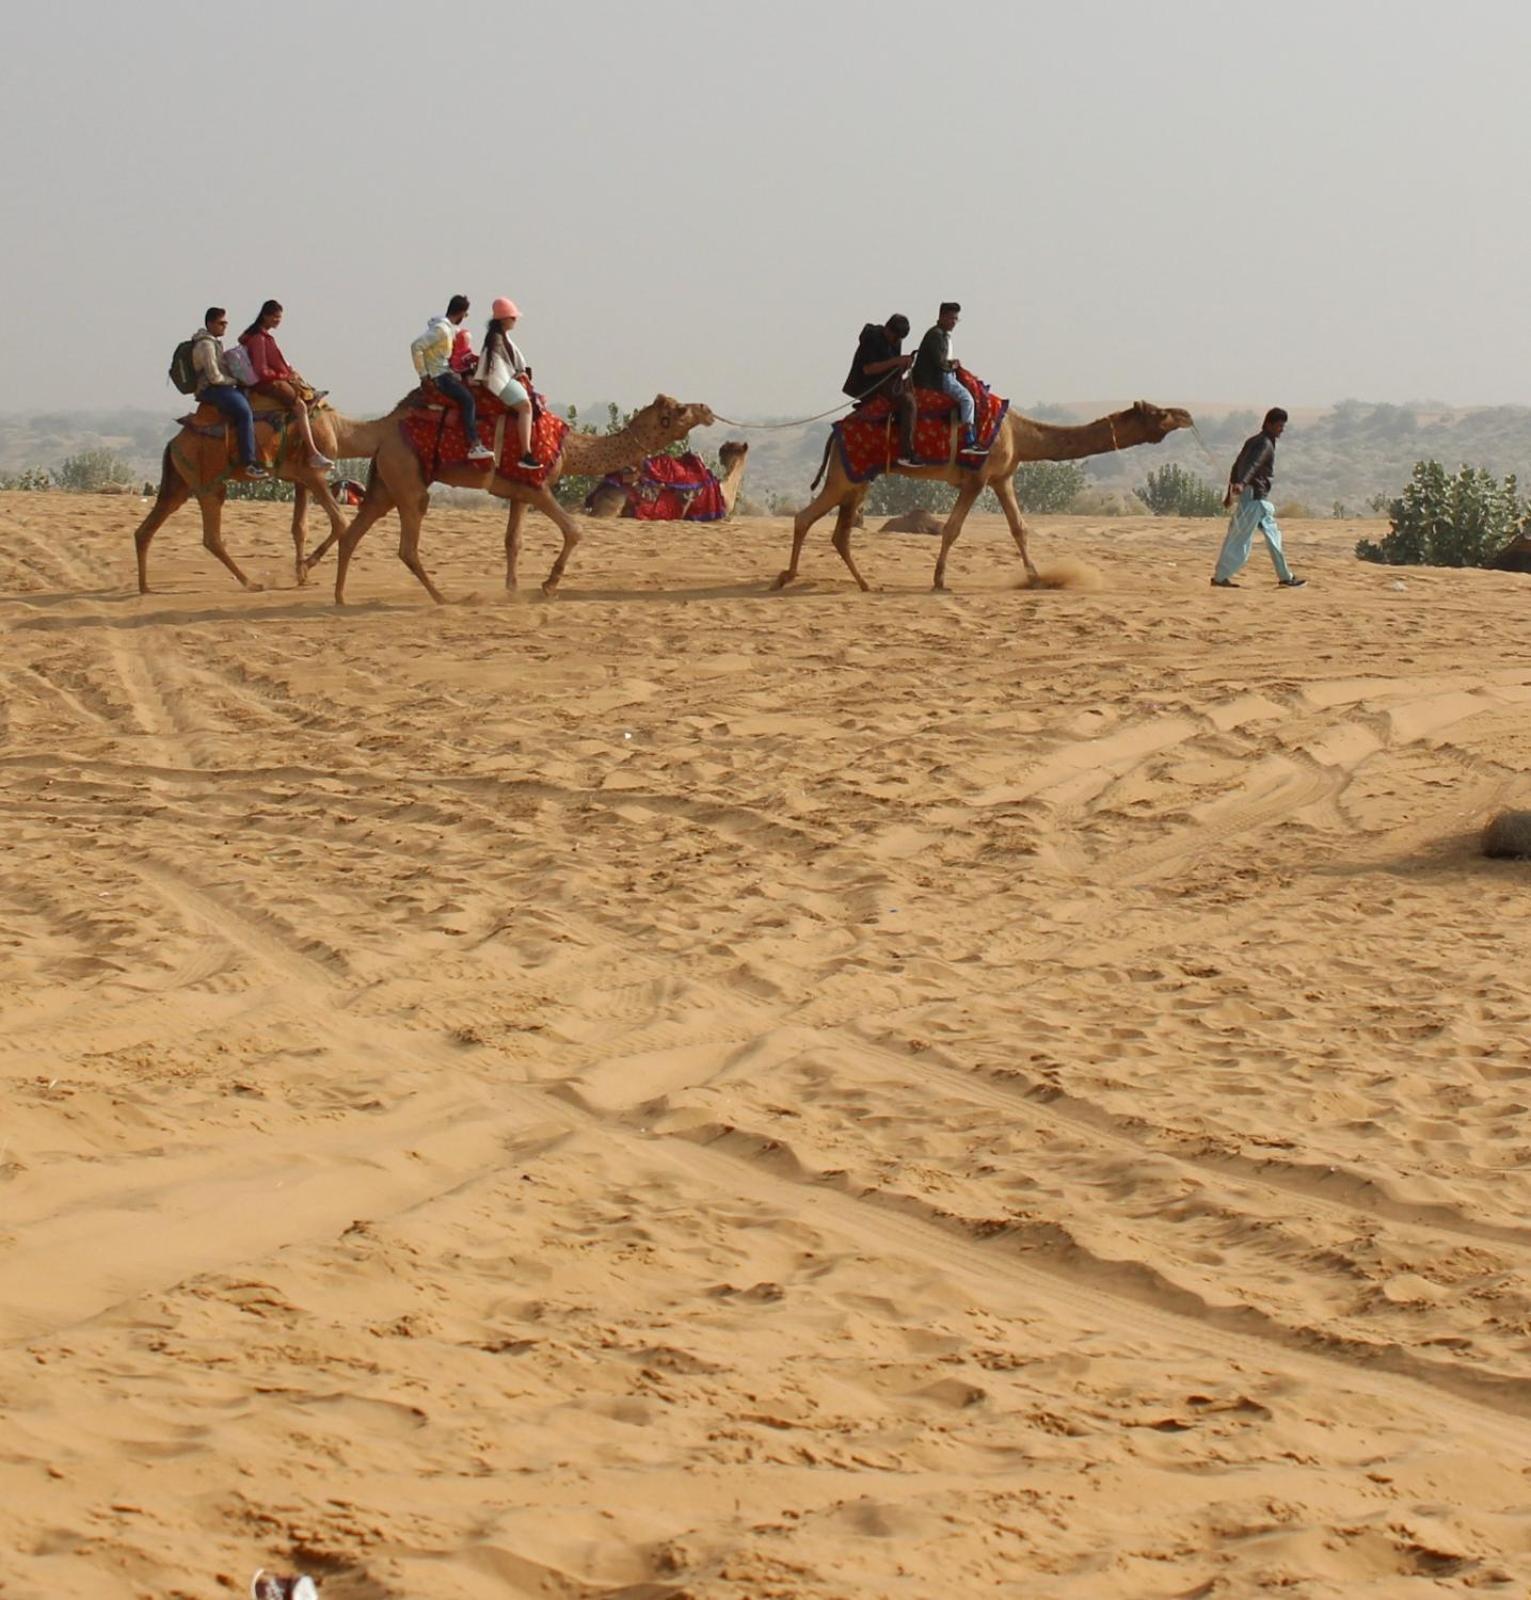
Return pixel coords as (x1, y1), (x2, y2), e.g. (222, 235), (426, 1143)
(3, 490), (1531, 1597)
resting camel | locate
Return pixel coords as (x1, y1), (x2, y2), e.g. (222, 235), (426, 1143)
(777, 400), (1194, 592)
(585, 440), (750, 519)
(302, 393), (716, 604)
(131, 400), (392, 594)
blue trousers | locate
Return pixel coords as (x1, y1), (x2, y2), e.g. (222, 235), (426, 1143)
(203, 384), (258, 466)
(1214, 489), (1294, 583)
(434, 370), (481, 443)
(941, 371), (976, 439)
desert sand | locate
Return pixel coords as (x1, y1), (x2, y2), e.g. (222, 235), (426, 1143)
(3, 491), (1531, 1599)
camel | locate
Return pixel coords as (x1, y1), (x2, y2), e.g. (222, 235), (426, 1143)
(585, 440), (749, 520)
(131, 400), (392, 594)
(776, 399), (1194, 592)
(302, 393), (716, 604)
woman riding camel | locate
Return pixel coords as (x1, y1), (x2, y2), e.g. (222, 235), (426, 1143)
(238, 300), (333, 471)
(475, 298), (539, 470)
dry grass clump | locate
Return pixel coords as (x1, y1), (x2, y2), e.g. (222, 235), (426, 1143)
(1481, 809), (1531, 859)
(879, 510), (944, 535)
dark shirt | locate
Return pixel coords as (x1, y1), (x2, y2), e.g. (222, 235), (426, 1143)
(843, 323), (902, 399)
(1230, 430), (1277, 498)
(911, 324), (952, 391)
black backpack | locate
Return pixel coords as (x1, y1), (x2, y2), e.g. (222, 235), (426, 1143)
(168, 337), (201, 395)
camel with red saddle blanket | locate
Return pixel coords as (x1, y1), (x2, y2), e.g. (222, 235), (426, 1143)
(301, 388), (715, 604)
(130, 394), (391, 594)
(585, 441), (749, 521)
(776, 392), (1194, 592)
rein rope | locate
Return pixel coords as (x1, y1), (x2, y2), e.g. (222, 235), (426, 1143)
(707, 365), (902, 431)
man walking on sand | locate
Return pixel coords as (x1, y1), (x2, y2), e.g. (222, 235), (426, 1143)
(1211, 407), (1307, 588)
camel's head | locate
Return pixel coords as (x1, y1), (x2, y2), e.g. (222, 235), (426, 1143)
(718, 440), (749, 470)
(640, 393), (717, 441)
(1130, 400), (1195, 442)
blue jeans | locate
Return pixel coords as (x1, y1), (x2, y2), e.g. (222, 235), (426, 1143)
(434, 370), (481, 446)
(203, 384), (258, 466)
(1214, 489), (1294, 583)
(941, 371), (976, 440)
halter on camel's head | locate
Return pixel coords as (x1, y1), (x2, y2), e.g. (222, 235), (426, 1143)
(641, 394), (716, 434)
(1129, 400), (1195, 441)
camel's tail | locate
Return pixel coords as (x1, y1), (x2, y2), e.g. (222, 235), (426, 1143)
(151, 442), (179, 503)
(809, 431), (834, 492)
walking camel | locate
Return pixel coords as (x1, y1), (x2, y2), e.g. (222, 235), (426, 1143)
(777, 400), (1195, 592)
(131, 400), (393, 593)
(302, 393), (716, 603)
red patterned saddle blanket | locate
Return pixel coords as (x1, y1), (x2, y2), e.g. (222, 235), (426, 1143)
(399, 380), (569, 487)
(589, 452), (727, 522)
(834, 367), (1008, 483)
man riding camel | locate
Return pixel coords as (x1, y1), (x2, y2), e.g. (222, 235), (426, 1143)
(411, 295), (494, 463)
(844, 313), (916, 460)
(908, 301), (979, 460)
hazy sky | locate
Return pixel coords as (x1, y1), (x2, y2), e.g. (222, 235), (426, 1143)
(4, 0), (1529, 418)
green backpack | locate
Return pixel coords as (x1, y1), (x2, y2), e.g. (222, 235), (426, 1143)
(168, 336), (201, 395)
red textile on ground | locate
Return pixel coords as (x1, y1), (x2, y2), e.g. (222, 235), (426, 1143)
(833, 367), (1008, 483)
(399, 382), (570, 487)
(619, 452), (727, 521)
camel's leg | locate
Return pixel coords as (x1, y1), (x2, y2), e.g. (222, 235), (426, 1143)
(931, 475), (987, 592)
(829, 496), (874, 592)
(333, 492), (395, 605)
(132, 447), (191, 595)
(528, 487), (581, 595)
(394, 491), (448, 604)
(197, 487), (262, 591)
(774, 486), (844, 589)
(311, 477), (392, 574)
(290, 486), (309, 585)
(503, 499), (528, 590)
(992, 475), (1041, 583)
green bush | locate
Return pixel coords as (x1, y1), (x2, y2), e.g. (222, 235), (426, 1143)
(56, 447), (133, 492)
(1356, 461), (1528, 567)
(0, 466), (52, 490)
(1014, 461), (1087, 513)
(226, 475), (297, 502)
(1137, 463), (1224, 517)
(863, 472), (954, 516)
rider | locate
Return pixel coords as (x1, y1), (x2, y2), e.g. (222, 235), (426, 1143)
(239, 300), (333, 472)
(910, 301), (978, 457)
(474, 298), (540, 469)
(192, 307), (268, 480)
(411, 295), (494, 462)
(843, 314), (912, 401)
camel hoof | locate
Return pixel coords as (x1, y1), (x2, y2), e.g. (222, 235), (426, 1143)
(540, 581), (560, 599)
(772, 571), (793, 590)
(244, 581), (267, 593)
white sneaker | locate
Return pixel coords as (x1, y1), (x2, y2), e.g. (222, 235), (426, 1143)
(466, 443), (494, 462)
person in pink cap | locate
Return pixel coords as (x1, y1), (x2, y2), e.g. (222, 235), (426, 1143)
(474, 297), (537, 468)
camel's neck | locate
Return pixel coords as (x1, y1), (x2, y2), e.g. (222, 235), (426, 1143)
(564, 419), (684, 475)
(718, 458), (747, 514)
(1015, 410), (1152, 462)
(324, 412), (393, 460)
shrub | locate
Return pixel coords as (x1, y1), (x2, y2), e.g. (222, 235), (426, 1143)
(1356, 461), (1528, 568)
(1014, 461), (1087, 513)
(56, 447), (133, 492)
(1067, 486), (1147, 517)
(863, 472), (954, 516)
(226, 475), (297, 502)
(0, 466), (52, 490)
(1275, 500), (1313, 520)
(1137, 463), (1224, 517)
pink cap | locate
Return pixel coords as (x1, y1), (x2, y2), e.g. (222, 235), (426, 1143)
(491, 297), (520, 320)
